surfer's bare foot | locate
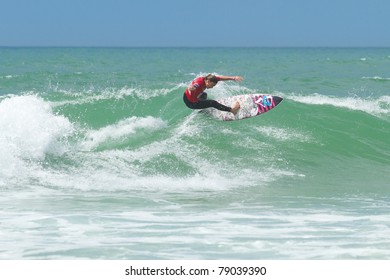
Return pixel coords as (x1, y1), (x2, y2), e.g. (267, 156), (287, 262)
(231, 101), (240, 115)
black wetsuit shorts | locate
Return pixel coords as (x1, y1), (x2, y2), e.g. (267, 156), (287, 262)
(183, 93), (231, 112)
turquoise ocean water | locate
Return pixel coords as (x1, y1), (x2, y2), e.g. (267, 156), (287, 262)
(0, 47), (389, 259)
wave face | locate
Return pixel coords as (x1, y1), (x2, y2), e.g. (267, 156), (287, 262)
(1, 47), (390, 259)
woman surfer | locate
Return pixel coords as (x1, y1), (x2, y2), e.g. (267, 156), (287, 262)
(183, 74), (243, 114)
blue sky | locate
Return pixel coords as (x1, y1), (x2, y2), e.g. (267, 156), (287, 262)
(1, 0), (389, 47)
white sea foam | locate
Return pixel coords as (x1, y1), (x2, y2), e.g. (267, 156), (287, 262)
(28, 111), (292, 192)
(288, 93), (390, 116)
(361, 76), (390, 81)
(0, 95), (74, 183)
(254, 126), (312, 143)
(0, 75), (16, 79)
(50, 83), (186, 107)
(82, 116), (167, 150)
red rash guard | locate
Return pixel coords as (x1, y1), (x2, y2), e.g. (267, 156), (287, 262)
(185, 76), (220, 103)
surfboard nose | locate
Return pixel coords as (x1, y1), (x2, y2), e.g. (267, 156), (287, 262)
(273, 96), (283, 105)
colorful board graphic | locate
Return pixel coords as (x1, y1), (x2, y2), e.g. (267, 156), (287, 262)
(201, 94), (283, 121)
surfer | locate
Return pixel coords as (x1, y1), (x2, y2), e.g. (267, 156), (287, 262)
(183, 74), (243, 114)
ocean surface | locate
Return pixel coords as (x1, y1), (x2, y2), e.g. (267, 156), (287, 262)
(0, 47), (389, 259)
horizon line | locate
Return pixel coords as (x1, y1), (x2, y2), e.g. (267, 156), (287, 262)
(1, 45), (390, 48)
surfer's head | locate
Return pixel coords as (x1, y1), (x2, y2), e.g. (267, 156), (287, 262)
(205, 74), (218, 88)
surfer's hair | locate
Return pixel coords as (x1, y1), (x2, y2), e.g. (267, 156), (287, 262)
(205, 74), (218, 84)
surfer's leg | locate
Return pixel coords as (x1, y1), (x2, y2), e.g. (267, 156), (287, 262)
(208, 100), (240, 114)
(210, 100), (232, 112)
(200, 94), (240, 114)
(198, 92), (207, 101)
(183, 93), (229, 111)
(183, 93), (239, 114)
(199, 100), (232, 112)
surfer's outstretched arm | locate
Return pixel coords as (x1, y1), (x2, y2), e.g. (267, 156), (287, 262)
(218, 76), (244, 82)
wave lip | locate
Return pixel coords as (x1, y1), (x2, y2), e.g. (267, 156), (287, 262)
(0, 95), (74, 182)
(82, 116), (167, 150)
(288, 93), (390, 117)
(362, 76), (390, 81)
(0, 95), (74, 158)
(50, 83), (187, 108)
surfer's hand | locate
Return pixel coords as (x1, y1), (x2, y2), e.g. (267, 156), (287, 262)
(233, 76), (244, 82)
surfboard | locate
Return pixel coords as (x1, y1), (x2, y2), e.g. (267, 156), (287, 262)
(201, 94), (283, 121)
